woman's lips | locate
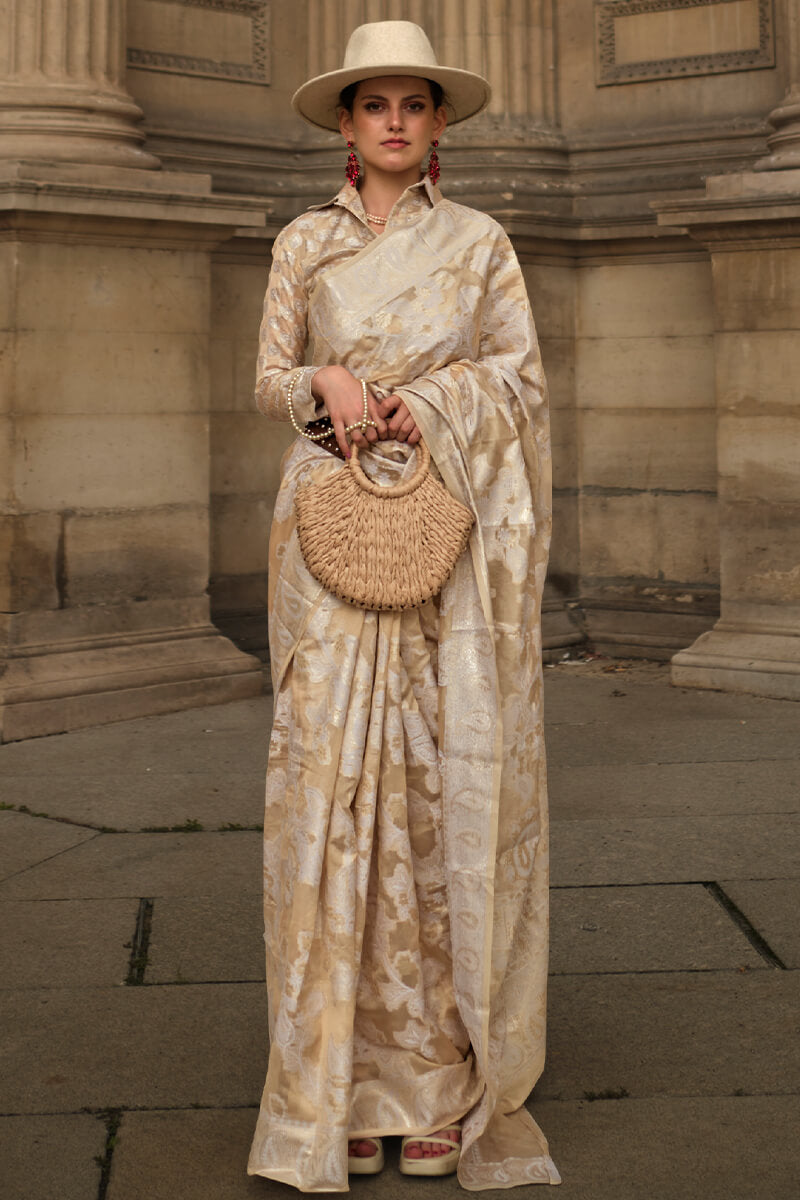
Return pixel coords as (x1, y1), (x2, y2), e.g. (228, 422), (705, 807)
(382, 139), (409, 147)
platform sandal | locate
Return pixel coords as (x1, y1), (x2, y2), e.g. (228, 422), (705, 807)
(347, 1137), (384, 1174)
(399, 1125), (461, 1176)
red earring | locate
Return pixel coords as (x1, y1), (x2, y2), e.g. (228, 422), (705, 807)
(428, 139), (440, 184)
(345, 141), (360, 186)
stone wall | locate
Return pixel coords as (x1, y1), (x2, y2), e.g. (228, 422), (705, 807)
(1, 0), (798, 740)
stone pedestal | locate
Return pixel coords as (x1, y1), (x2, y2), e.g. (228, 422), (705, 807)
(655, 171), (800, 699)
(0, 164), (267, 740)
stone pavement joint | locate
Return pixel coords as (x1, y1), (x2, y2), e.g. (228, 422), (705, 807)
(126, 899), (154, 986)
(95, 1109), (122, 1200)
(703, 880), (788, 969)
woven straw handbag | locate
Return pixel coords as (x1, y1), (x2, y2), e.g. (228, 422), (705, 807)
(294, 439), (474, 611)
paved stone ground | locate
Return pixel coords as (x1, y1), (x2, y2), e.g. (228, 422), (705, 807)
(1, 659), (798, 1200)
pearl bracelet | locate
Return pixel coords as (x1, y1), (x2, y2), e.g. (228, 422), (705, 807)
(287, 372), (370, 441)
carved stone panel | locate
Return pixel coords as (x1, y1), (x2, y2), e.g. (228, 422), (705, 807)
(595, 0), (775, 86)
(127, 0), (270, 84)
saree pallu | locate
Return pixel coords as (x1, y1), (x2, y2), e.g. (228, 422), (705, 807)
(248, 198), (559, 1191)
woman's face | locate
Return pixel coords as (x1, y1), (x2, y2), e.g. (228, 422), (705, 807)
(338, 75), (447, 181)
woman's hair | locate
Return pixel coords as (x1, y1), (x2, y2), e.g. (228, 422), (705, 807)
(338, 77), (445, 113)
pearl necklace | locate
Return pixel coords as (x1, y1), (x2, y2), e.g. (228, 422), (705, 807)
(365, 212), (388, 225)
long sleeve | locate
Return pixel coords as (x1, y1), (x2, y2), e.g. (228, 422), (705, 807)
(255, 225), (319, 425)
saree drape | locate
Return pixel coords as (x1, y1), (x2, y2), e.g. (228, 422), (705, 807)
(247, 183), (559, 1192)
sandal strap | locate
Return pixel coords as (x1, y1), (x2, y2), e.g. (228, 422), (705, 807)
(402, 1134), (461, 1151)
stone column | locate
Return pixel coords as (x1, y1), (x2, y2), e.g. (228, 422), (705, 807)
(306, 0), (560, 130)
(655, 173), (800, 699)
(652, 0), (800, 698)
(756, 0), (800, 170)
(0, 0), (158, 168)
(0, 1), (267, 741)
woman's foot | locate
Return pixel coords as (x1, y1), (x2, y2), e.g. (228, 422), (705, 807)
(347, 1137), (384, 1174)
(400, 1126), (461, 1175)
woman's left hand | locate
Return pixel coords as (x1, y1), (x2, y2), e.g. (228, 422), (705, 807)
(377, 395), (422, 444)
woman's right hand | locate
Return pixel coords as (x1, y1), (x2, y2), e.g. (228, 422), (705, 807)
(311, 365), (388, 458)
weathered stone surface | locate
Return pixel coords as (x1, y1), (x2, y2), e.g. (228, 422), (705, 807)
(0, 513), (61, 611)
(712, 247), (800, 333)
(64, 508), (210, 606)
(211, 413), (281, 496)
(0, 695), (271, 779)
(14, 413), (210, 512)
(102, 1094), (800, 1200)
(548, 759), (800, 820)
(0, 633), (263, 743)
(549, 884), (763, 974)
(521, 264), (575, 340)
(15, 242), (209, 335)
(541, 972), (800, 1100)
(544, 664), (786, 723)
(672, 627), (800, 702)
(147, 895), (264, 984)
(716, 330), (800, 412)
(109, 1108), (266, 1200)
(528, 1095), (800, 1200)
(551, 813), (799, 886)
(720, 878), (800, 967)
(536, 337), (574, 414)
(580, 408), (716, 492)
(0, 831), (262, 900)
(0, 696), (270, 830)
(0, 983), (267, 1112)
(14, 330), (207, 414)
(548, 492), (580, 584)
(547, 401), (578, 488)
(0, 1113), (106, 1200)
(211, 493), (276, 578)
(575, 334), (715, 409)
(580, 492), (719, 584)
(0, 898), (138, 988)
(546, 710), (800, 768)
(0, 811), (97, 882)
(0, 770), (266, 833)
(576, 262), (714, 339)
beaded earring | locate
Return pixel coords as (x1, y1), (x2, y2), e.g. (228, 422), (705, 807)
(428, 139), (440, 184)
(345, 141), (360, 186)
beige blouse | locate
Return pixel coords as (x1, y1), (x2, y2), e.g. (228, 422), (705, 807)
(255, 176), (441, 424)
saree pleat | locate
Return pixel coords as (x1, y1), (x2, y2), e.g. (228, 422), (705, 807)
(248, 182), (559, 1191)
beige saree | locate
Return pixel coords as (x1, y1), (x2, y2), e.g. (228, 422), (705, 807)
(247, 182), (558, 1191)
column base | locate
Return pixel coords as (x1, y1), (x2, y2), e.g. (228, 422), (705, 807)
(584, 605), (718, 663)
(0, 600), (264, 743)
(542, 597), (585, 662)
(671, 627), (800, 701)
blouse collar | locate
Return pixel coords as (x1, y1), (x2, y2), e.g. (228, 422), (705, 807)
(308, 174), (442, 224)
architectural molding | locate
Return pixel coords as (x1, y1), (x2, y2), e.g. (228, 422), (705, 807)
(595, 0), (775, 85)
(127, 0), (271, 84)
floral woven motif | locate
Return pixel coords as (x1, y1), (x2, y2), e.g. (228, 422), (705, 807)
(295, 440), (474, 611)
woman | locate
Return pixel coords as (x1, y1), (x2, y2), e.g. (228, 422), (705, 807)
(247, 20), (559, 1193)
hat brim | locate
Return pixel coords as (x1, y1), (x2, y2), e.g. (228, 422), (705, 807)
(292, 65), (491, 132)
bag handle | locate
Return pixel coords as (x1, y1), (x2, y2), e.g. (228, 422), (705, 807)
(349, 439), (430, 498)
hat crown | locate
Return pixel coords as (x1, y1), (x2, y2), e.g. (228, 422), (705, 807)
(343, 21), (439, 71)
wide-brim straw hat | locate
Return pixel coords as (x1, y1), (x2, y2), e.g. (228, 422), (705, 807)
(292, 20), (491, 132)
